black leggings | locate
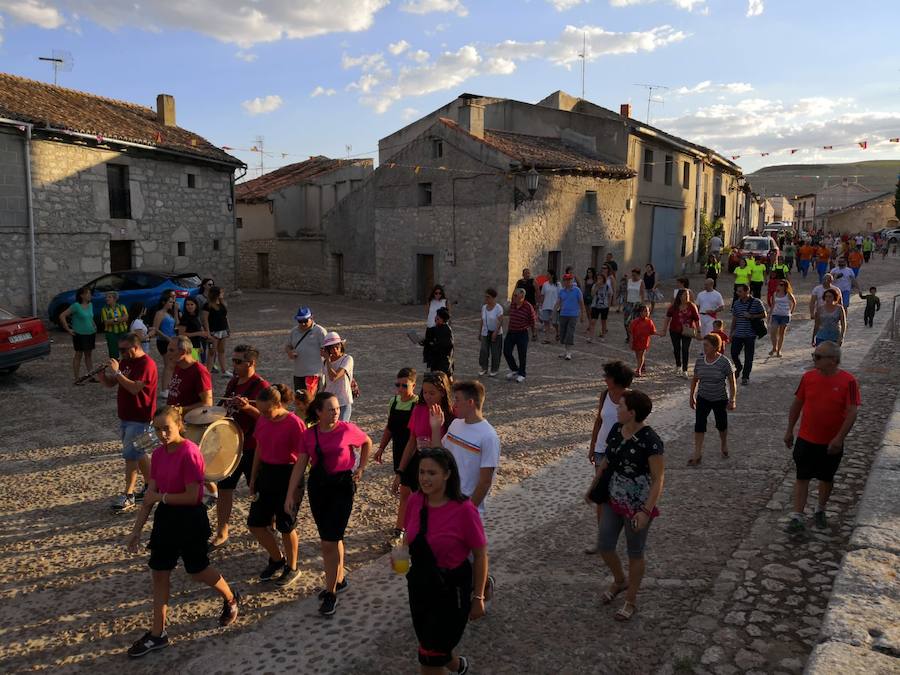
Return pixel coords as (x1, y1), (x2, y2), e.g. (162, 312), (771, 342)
(669, 331), (692, 371)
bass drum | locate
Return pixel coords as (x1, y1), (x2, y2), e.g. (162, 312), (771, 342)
(184, 418), (244, 482)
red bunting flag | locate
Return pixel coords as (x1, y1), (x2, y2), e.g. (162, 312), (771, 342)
(760, 152), (769, 157)
(823, 145), (833, 150)
(250, 146), (259, 152)
(790, 149), (799, 155)
(222, 145), (233, 150)
(96, 134), (104, 143)
(155, 131), (162, 143)
(858, 141), (868, 149)
(731, 155), (741, 160)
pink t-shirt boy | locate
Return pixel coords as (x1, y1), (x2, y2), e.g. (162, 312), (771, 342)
(255, 412), (307, 465)
(151, 439), (205, 504)
(403, 491), (487, 569)
(298, 421), (369, 474)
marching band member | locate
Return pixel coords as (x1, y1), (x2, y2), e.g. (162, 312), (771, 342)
(125, 405), (240, 658)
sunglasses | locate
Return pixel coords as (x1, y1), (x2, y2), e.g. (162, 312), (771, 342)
(395, 382), (413, 388)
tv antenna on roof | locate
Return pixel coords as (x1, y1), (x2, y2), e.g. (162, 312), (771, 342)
(578, 31), (588, 101)
(633, 83), (668, 125)
(38, 49), (74, 86)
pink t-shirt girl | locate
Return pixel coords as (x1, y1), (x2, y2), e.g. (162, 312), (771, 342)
(255, 412), (307, 465)
(403, 491), (487, 569)
(408, 404), (451, 446)
(297, 421), (368, 474)
(151, 439), (205, 504)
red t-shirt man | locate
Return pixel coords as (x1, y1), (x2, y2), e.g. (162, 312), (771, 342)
(118, 354), (158, 423)
(224, 373), (269, 452)
(167, 361), (212, 407)
(794, 369), (860, 445)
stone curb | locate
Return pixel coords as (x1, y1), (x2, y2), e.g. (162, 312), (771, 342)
(805, 397), (900, 674)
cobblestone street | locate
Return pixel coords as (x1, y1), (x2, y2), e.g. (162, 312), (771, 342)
(1, 258), (898, 674)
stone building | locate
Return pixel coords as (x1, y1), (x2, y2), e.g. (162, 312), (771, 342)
(793, 193), (817, 231)
(821, 192), (897, 234)
(235, 156), (372, 289)
(763, 195), (794, 224)
(0, 72), (243, 317)
(319, 91), (747, 307)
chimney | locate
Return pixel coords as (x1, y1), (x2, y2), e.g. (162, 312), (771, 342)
(457, 99), (484, 139)
(156, 94), (176, 127)
(620, 103), (632, 119)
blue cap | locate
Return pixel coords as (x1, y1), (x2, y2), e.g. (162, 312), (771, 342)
(294, 306), (312, 321)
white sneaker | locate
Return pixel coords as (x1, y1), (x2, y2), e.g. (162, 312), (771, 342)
(505, 371), (517, 380)
(488, 371), (499, 377)
(564, 354), (572, 361)
(478, 369), (486, 376)
(222, 370), (234, 378)
(516, 375), (525, 383)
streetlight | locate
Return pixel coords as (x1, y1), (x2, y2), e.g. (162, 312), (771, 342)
(515, 166), (540, 209)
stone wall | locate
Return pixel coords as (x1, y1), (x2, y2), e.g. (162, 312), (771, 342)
(12, 138), (237, 317)
(825, 197), (897, 234)
(0, 128), (30, 314)
(237, 238), (331, 292)
(805, 397), (900, 674)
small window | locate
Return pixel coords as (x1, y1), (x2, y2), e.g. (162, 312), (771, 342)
(213, 239), (220, 251)
(187, 173), (196, 188)
(643, 149), (653, 182)
(681, 235), (687, 257)
(547, 250), (561, 276)
(591, 245), (604, 270)
(177, 241), (186, 256)
(107, 164), (132, 219)
(682, 161), (690, 189)
(432, 140), (444, 159)
(417, 182), (433, 207)
(584, 190), (597, 215)
(718, 195), (727, 217)
(236, 217), (243, 229)
(664, 155), (673, 186)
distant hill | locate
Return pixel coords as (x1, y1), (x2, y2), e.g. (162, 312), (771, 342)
(747, 160), (900, 199)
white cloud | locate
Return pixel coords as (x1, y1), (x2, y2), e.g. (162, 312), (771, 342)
(401, 107), (420, 120)
(0, 0), (65, 28)
(485, 57), (516, 75)
(342, 51), (388, 72)
(242, 94), (283, 115)
(675, 80), (754, 95)
(657, 97), (900, 169)
(400, 0), (468, 16)
(409, 49), (430, 63)
(388, 39), (410, 55)
(492, 23), (688, 67)
(235, 50), (258, 62)
(548, 0), (589, 10)
(310, 86), (336, 97)
(0, 0), (389, 48)
(610, 0), (707, 12)
(746, 0), (764, 17)
(346, 72), (382, 93)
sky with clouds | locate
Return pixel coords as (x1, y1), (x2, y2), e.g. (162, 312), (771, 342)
(1, 0), (897, 177)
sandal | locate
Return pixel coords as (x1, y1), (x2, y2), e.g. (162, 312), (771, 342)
(687, 455), (702, 466)
(614, 601), (637, 621)
(601, 582), (628, 604)
(721, 449), (729, 458)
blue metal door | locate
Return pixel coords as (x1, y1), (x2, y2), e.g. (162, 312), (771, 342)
(651, 207), (681, 280)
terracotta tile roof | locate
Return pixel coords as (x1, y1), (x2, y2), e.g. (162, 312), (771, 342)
(0, 72), (241, 166)
(438, 118), (634, 178)
(235, 156), (373, 202)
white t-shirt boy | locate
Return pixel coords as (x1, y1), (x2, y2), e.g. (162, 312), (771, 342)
(442, 418), (501, 515)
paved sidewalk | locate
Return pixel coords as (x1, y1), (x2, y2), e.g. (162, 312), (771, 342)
(188, 281), (900, 674)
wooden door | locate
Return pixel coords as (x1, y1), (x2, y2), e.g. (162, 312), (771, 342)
(416, 254), (435, 303)
(256, 253), (270, 288)
(333, 253), (345, 295)
(109, 240), (133, 271)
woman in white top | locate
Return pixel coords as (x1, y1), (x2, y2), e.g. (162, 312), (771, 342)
(127, 301), (155, 353)
(322, 331), (355, 421)
(425, 284), (448, 329)
(478, 288), (504, 376)
(768, 279), (797, 357)
(538, 272), (561, 344)
(585, 360), (635, 554)
(622, 269), (647, 344)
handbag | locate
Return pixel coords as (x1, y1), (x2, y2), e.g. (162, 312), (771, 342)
(751, 317), (768, 338)
(588, 469), (611, 504)
(309, 428), (355, 488)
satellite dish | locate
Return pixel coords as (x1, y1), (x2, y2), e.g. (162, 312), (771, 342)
(38, 49), (74, 85)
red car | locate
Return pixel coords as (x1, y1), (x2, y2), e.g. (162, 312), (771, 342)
(0, 306), (51, 375)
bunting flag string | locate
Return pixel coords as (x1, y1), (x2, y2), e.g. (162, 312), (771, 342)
(727, 137), (900, 159)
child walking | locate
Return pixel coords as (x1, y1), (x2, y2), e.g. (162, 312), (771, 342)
(629, 304), (657, 377)
(710, 319), (730, 355)
(859, 287), (881, 327)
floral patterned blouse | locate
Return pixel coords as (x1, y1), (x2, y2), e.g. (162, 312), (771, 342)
(604, 423), (664, 518)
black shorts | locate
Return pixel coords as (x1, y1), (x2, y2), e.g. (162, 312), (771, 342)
(218, 447), (254, 490)
(148, 503), (211, 574)
(694, 397), (728, 433)
(409, 559), (473, 667)
(156, 339), (169, 357)
(399, 450), (421, 490)
(72, 332), (96, 352)
(247, 462), (302, 533)
(308, 469), (355, 541)
(793, 437), (844, 482)
(590, 307), (609, 320)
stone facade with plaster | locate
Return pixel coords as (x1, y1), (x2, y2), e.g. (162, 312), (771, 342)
(1, 136), (237, 317)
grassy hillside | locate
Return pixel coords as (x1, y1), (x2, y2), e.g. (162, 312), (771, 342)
(747, 160), (900, 198)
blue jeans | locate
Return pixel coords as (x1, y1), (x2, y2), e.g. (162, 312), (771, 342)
(503, 330), (529, 376)
(840, 290), (851, 308)
(730, 335), (756, 380)
(339, 403), (352, 421)
(598, 504), (652, 559)
(121, 420), (151, 461)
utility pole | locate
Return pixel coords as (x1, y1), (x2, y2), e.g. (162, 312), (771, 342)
(578, 32), (588, 100)
(253, 135), (265, 176)
(633, 83), (669, 124)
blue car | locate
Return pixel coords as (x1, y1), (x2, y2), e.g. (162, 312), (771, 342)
(48, 270), (203, 326)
